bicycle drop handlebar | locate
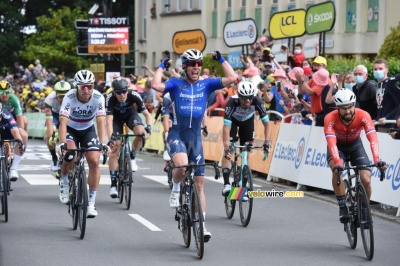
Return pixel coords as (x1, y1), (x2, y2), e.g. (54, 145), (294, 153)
(60, 145), (108, 165)
(336, 164), (386, 186)
(170, 162), (220, 180)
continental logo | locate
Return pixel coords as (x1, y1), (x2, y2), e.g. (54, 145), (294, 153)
(172, 29), (206, 54)
(88, 44), (128, 54)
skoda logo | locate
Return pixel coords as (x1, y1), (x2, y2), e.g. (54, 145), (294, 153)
(308, 14), (313, 26)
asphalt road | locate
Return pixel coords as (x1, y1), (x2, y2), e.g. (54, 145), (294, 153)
(0, 139), (399, 265)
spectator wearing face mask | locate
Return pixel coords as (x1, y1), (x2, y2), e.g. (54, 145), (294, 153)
(353, 65), (378, 120)
(293, 43), (306, 67)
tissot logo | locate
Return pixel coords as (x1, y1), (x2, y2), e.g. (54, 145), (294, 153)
(88, 17), (129, 26)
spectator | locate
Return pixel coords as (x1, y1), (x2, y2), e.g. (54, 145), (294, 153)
(373, 58), (400, 132)
(143, 79), (159, 113)
(207, 88), (229, 116)
(202, 68), (210, 79)
(264, 69), (288, 122)
(353, 65), (378, 119)
(389, 106), (400, 139)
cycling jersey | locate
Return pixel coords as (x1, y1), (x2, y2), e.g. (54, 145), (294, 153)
(164, 77), (223, 133)
(105, 90), (146, 117)
(324, 108), (380, 166)
(59, 89), (106, 130)
(0, 109), (19, 140)
(223, 96), (269, 126)
(44, 91), (62, 125)
(4, 94), (23, 118)
(161, 93), (173, 121)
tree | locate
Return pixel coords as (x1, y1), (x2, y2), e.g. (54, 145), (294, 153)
(378, 21), (400, 60)
(20, 6), (90, 77)
(0, 0), (26, 73)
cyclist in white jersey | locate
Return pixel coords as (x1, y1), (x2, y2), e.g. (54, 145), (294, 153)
(45, 81), (71, 172)
(58, 70), (110, 218)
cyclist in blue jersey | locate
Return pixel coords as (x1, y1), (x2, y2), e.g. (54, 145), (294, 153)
(152, 48), (237, 242)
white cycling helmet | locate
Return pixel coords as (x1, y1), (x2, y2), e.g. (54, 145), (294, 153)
(334, 89), (356, 106)
(74, 70), (95, 84)
(237, 81), (256, 97)
(181, 49), (203, 64)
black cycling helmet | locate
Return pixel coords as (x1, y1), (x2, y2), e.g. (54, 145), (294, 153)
(112, 77), (129, 91)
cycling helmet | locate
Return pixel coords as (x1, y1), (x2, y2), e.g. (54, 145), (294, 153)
(54, 81), (71, 92)
(237, 81), (255, 97)
(68, 79), (76, 89)
(181, 49), (203, 64)
(74, 70), (95, 84)
(0, 81), (12, 91)
(112, 77), (129, 91)
(334, 89), (356, 106)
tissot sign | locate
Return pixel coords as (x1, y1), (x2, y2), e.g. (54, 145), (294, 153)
(88, 17), (129, 26)
(305, 1), (335, 34)
(223, 18), (257, 47)
(172, 29), (206, 54)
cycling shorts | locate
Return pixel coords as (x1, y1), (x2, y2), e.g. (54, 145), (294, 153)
(229, 117), (255, 146)
(66, 125), (100, 150)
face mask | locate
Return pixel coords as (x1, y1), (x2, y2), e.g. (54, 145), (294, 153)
(373, 70), (385, 80)
(265, 70), (273, 76)
(294, 49), (302, 54)
(344, 83), (355, 91)
(354, 76), (364, 84)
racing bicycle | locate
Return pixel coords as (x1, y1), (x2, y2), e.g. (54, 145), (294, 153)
(173, 162), (220, 259)
(224, 140), (268, 227)
(339, 159), (385, 260)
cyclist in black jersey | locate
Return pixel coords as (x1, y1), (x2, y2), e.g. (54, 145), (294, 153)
(222, 81), (272, 197)
(105, 77), (152, 198)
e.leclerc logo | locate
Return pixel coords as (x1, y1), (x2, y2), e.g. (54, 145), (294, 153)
(248, 25), (255, 39)
(274, 137), (305, 169)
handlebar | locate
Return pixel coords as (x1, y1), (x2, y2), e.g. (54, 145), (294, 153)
(336, 163), (386, 186)
(60, 145), (108, 165)
(171, 161), (220, 180)
(110, 133), (146, 148)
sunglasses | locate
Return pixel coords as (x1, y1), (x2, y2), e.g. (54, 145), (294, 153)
(77, 84), (93, 91)
(186, 61), (202, 67)
(239, 95), (254, 101)
(56, 93), (66, 98)
(0, 90), (11, 95)
(115, 89), (128, 95)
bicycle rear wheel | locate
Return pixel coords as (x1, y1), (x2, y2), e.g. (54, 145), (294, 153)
(181, 184), (191, 248)
(191, 183), (204, 259)
(224, 163), (237, 219)
(358, 183), (374, 260)
(123, 156), (133, 210)
(239, 165), (253, 227)
(77, 170), (88, 239)
(0, 160), (8, 222)
(344, 179), (357, 249)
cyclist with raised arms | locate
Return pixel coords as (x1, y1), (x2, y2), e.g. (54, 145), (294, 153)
(44, 80), (71, 172)
(58, 70), (110, 218)
(324, 89), (386, 223)
(0, 81), (28, 181)
(221, 81), (272, 198)
(151, 48), (237, 242)
(105, 77), (152, 198)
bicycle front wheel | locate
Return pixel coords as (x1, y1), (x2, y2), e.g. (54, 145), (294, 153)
(118, 157), (124, 204)
(358, 183), (374, 260)
(181, 184), (191, 248)
(191, 183), (204, 259)
(123, 156), (133, 210)
(344, 179), (357, 249)
(224, 163), (237, 219)
(70, 172), (79, 230)
(0, 159), (8, 222)
(239, 165), (253, 227)
(77, 170), (88, 239)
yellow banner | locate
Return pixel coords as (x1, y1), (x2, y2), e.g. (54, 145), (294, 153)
(88, 44), (129, 54)
(269, 10), (306, 39)
(172, 29), (206, 54)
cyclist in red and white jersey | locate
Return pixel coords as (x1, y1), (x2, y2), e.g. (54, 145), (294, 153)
(58, 70), (110, 218)
(324, 89), (386, 223)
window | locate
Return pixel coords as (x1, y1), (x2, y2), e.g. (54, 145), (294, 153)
(256, 0), (262, 6)
(212, 11), (218, 37)
(255, 7), (262, 34)
(227, 0), (232, 8)
(367, 0), (379, 31)
(141, 0), (147, 39)
(176, 0), (181, 11)
(272, 0), (278, 4)
(241, 0), (246, 7)
(240, 9), (246, 19)
(187, 0), (193, 10)
(164, 0), (170, 13)
(346, 0), (356, 32)
(213, 0), (217, 9)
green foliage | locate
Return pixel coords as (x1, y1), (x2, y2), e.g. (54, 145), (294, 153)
(378, 21), (400, 60)
(20, 7), (90, 76)
(202, 53), (226, 77)
(326, 57), (400, 79)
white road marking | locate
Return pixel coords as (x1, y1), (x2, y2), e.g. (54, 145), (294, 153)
(129, 214), (163, 231)
(22, 174), (59, 185)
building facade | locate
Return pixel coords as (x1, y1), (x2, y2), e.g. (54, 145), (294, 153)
(134, 0), (400, 72)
